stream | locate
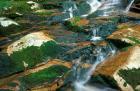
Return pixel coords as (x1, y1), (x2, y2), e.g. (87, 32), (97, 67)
(60, 0), (135, 91)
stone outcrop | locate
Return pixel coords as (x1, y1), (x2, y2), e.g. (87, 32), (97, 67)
(6, 31), (53, 55)
(94, 45), (140, 91)
(108, 25), (140, 45)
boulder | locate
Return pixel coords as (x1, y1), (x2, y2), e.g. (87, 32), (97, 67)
(94, 45), (140, 91)
(0, 31), (62, 78)
(108, 25), (140, 45)
(6, 31), (53, 55)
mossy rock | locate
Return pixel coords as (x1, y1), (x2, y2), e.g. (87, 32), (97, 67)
(10, 40), (62, 71)
(0, 41), (62, 78)
(19, 65), (70, 90)
(0, 24), (22, 36)
(64, 21), (85, 33)
(118, 68), (140, 90)
(90, 74), (119, 89)
(0, 53), (14, 78)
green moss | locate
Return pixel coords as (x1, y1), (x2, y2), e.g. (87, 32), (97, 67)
(0, 0), (11, 10)
(70, 17), (81, 26)
(7, 82), (17, 87)
(64, 21), (85, 33)
(127, 37), (140, 44)
(120, 37), (140, 51)
(90, 74), (119, 89)
(10, 46), (44, 71)
(4, 41), (62, 77)
(118, 68), (140, 90)
(19, 65), (69, 89)
(0, 0), (31, 16)
(0, 25), (22, 36)
(0, 53), (14, 78)
(11, 1), (31, 13)
(40, 41), (62, 57)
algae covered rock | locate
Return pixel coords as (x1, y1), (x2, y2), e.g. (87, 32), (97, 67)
(19, 65), (70, 91)
(0, 32), (63, 78)
(94, 45), (140, 91)
(0, 64), (70, 91)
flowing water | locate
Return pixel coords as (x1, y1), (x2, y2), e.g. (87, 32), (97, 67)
(83, 0), (102, 17)
(99, 0), (121, 16)
(72, 41), (117, 91)
(125, 0), (135, 13)
(55, 0), (135, 91)
(68, 1), (123, 90)
(90, 28), (103, 42)
(71, 25), (117, 91)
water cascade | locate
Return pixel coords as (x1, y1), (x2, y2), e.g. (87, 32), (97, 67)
(50, 0), (124, 23)
(125, 0), (135, 13)
(72, 26), (117, 91)
(90, 28), (103, 42)
(99, 0), (121, 16)
(82, 0), (102, 17)
(62, 0), (78, 20)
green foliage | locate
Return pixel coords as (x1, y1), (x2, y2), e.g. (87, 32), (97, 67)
(19, 65), (69, 88)
(70, 16), (81, 26)
(118, 68), (140, 90)
(64, 17), (84, 32)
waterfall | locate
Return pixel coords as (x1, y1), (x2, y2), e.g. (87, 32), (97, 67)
(99, 0), (121, 16)
(90, 28), (102, 42)
(72, 39), (117, 91)
(62, 0), (78, 20)
(87, 0), (102, 14)
(81, 0), (102, 17)
(73, 43), (116, 91)
(125, 0), (135, 13)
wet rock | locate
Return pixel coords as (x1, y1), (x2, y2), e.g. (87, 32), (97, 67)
(85, 16), (121, 38)
(108, 25), (140, 45)
(0, 64), (71, 91)
(47, 24), (90, 43)
(58, 41), (114, 63)
(94, 45), (140, 91)
(18, 65), (70, 91)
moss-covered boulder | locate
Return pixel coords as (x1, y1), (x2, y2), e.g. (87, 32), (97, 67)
(0, 64), (70, 91)
(0, 32), (63, 78)
(94, 45), (140, 91)
(19, 65), (70, 90)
